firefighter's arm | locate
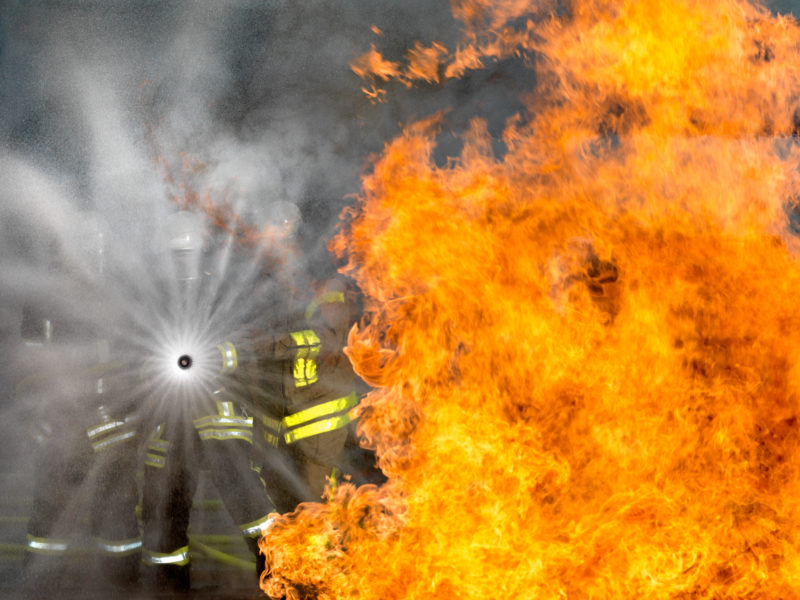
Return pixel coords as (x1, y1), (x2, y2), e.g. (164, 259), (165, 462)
(214, 330), (322, 374)
(254, 330), (321, 361)
(317, 278), (349, 334)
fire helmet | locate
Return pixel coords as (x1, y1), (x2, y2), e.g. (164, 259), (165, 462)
(163, 210), (206, 282)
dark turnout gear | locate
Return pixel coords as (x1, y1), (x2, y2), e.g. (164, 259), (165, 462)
(254, 278), (361, 512)
(140, 211), (275, 593)
(141, 394), (275, 592)
(20, 303), (141, 591)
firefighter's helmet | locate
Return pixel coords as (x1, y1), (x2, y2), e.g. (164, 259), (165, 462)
(163, 210), (206, 282)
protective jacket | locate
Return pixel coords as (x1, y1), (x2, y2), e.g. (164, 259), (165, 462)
(255, 277), (360, 511)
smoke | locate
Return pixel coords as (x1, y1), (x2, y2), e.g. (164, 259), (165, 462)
(1, 0), (796, 596)
(0, 0), (475, 596)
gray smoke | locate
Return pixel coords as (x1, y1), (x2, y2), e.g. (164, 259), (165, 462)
(0, 0), (796, 596)
(0, 1), (472, 596)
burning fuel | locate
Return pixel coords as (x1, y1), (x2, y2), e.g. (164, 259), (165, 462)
(261, 1), (800, 599)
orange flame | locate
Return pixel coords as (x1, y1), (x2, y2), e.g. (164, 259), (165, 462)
(261, 1), (800, 598)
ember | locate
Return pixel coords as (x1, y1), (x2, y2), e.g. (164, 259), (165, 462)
(261, 1), (800, 598)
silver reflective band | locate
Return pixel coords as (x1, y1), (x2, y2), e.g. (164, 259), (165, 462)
(193, 415), (253, 428)
(27, 536), (68, 553)
(145, 454), (165, 468)
(96, 538), (142, 555)
(198, 429), (253, 443)
(92, 430), (136, 452)
(87, 420), (125, 439)
(241, 516), (275, 537)
(143, 547), (190, 565)
(148, 438), (168, 452)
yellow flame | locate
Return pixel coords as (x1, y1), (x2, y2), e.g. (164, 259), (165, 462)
(261, 1), (800, 599)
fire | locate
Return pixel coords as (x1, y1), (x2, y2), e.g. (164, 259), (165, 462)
(261, 1), (800, 599)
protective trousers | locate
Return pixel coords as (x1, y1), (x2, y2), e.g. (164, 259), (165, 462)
(141, 400), (274, 593)
(23, 408), (140, 591)
(256, 283), (360, 512)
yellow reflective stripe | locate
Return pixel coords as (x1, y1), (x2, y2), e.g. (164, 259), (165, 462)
(145, 424), (168, 462)
(239, 515), (275, 538)
(282, 391), (358, 428)
(193, 415), (253, 429)
(195, 400), (253, 443)
(195, 401), (251, 428)
(91, 429), (136, 453)
(26, 534), (68, 554)
(148, 438), (168, 452)
(264, 433), (280, 447)
(289, 329), (321, 348)
(217, 342), (238, 374)
(284, 407), (357, 444)
(195, 425), (253, 437)
(198, 429), (253, 444)
(289, 330), (320, 387)
(304, 291), (345, 321)
(145, 453), (165, 468)
(86, 420), (125, 439)
(147, 424), (168, 446)
(260, 414), (282, 433)
(293, 358), (318, 387)
(143, 546), (190, 566)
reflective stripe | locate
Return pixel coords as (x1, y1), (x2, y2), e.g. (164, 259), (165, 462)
(193, 415), (253, 429)
(217, 342), (238, 374)
(87, 420), (125, 439)
(239, 516), (275, 538)
(290, 330), (320, 388)
(91, 429), (136, 453)
(26, 534), (68, 554)
(143, 546), (190, 566)
(198, 429), (253, 443)
(290, 330), (321, 349)
(283, 391), (358, 428)
(145, 423), (168, 467)
(261, 414), (282, 434)
(304, 291), (345, 321)
(194, 403), (253, 441)
(145, 453), (165, 468)
(294, 358), (318, 387)
(284, 407), (358, 444)
(148, 439), (169, 452)
(264, 433), (280, 447)
(95, 537), (142, 555)
(146, 424), (169, 455)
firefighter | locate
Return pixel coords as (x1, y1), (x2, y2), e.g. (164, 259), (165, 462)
(20, 214), (141, 593)
(251, 203), (362, 513)
(140, 210), (275, 594)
